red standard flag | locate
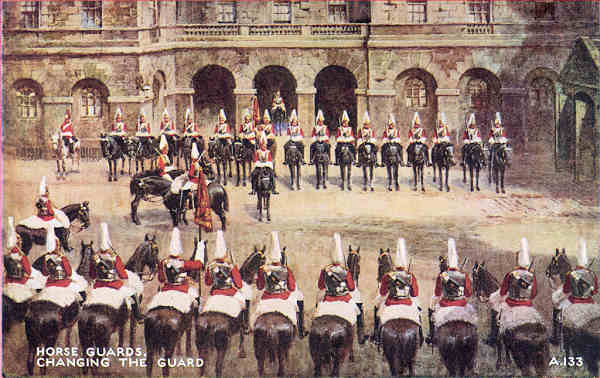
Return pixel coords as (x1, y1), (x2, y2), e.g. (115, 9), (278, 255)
(194, 167), (213, 232)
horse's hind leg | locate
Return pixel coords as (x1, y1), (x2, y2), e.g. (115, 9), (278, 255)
(369, 165), (374, 191)
(118, 323), (125, 347)
(267, 196), (271, 222)
(445, 166), (450, 192)
(421, 166), (425, 192)
(146, 347), (155, 377)
(347, 165), (352, 191)
(412, 166), (417, 191)
(362, 166), (368, 191)
(236, 161), (241, 187)
(500, 168), (506, 194)
(27, 341), (38, 375)
(387, 165), (392, 191)
(297, 164), (302, 190)
(476, 167), (480, 191)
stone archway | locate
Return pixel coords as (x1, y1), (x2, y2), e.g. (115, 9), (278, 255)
(394, 68), (438, 136)
(71, 78), (110, 138)
(575, 92), (597, 180)
(315, 66), (358, 136)
(152, 71), (167, 125)
(253, 65), (297, 132)
(458, 68), (501, 143)
(192, 65), (236, 132)
(526, 73), (557, 157)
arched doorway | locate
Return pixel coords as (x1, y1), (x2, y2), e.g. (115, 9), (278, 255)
(315, 66), (357, 136)
(192, 65), (236, 132)
(152, 71), (166, 125)
(253, 66), (297, 130)
(527, 75), (557, 157)
(458, 68), (501, 144)
(10, 78), (44, 148)
(71, 78), (110, 138)
(394, 68), (438, 135)
(575, 92), (597, 180)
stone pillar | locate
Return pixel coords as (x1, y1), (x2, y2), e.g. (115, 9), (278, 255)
(356, 88), (368, 132)
(234, 88), (257, 136)
(435, 88), (461, 145)
(367, 89), (396, 136)
(500, 87), (527, 151)
(297, 87), (316, 135)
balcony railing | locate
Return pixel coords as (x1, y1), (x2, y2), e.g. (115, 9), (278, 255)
(311, 24), (363, 36)
(461, 23), (493, 34)
(181, 24), (241, 37)
(249, 24), (302, 36)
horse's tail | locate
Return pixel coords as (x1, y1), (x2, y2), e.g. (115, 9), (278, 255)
(222, 187), (229, 212)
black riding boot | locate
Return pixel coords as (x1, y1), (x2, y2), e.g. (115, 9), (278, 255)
(131, 295), (145, 323)
(297, 300), (306, 339)
(425, 308), (435, 345)
(549, 308), (562, 346)
(484, 310), (499, 346)
(371, 306), (380, 345)
(356, 303), (366, 345)
(243, 299), (251, 334)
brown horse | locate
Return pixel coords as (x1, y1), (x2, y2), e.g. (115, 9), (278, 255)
(473, 261), (549, 375)
(309, 246), (364, 376)
(545, 248), (600, 375)
(25, 300), (80, 375)
(196, 248), (265, 376)
(376, 248), (423, 376)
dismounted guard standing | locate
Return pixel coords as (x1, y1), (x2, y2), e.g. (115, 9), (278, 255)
(406, 112), (431, 167)
(157, 134), (176, 182)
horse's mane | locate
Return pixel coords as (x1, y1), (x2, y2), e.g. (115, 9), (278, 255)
(378, 250), (393, 282)
(61, 202), (83, 213)
(240, 248), (265, 284)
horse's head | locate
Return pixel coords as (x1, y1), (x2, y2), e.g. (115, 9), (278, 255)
(501, 144), (513, 167)
(438, 255), (448, 273)
(51, 133), (61, 150)
(545, 248), (571, 283)
(444, 144), (455, 162)
(240, 245), (266, 284)
(143, 234), (160, 272)
(76, 240), (95, 278)
(377, 248), (393, 282)
(347, 245), (360, 285)
(76, 201), (91, 229)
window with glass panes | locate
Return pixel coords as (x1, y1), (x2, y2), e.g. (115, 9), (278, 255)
(329, 1), (347, 23)
(176, 1), (208, 24)
(467, 0), (489, 23)
(217, 2), (236, 23)
(17, 88), (38, 119)
(535, 1), (555, 20)
(81, 89), (102, 117)
(407, 1), (426, 24)
(405, 79), (427, 108)
(81, 1), (102, 28)
(21, 1), (39, 28)
(468, 79), (488, 109)
(273, 1), (292, 23)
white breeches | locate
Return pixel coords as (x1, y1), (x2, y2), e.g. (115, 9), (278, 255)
(25, 268), (46, 290)
(289, 288), (304, 302)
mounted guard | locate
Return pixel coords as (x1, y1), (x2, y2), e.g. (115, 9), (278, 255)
(373, 238), (421, 344)
(284, 109), (306, 164)
(87, 223), (144, 322)
(382, 113), (404, 166)
(214, 108), (234, 158)
(183, 108), (200, 137)
(357, 111), (378, 168)
(433, 113), (452, 146)
(249, 135), (279, 195)
(461, 113), (484, 167)
(60, 109), (75, 154)
(240, 108), (257, 148)
(426, 238), (477, 345)
(310, 109), (331, 164)
(407, 112), (431, 167)
(202, 231), (249, 330)
(488, 112), (507, 157)
(110, 107), (128, 150)
(160, 108), (177, 136)
(271, 90), (287, 136)
(253, 231), (307, 338)
(261, 109), (276, 147)
(136, 111), (151, 137)
(157, 134), (176, 181)
(314, 233), (366, 343)
(171, 141), (206, 209)
(335, 110), (356, 166)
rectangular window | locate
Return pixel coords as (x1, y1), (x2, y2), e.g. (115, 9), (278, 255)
(21, 1), (39, 28)
(328, 1), (347, 23)
(18, 89), (37, 119)
(217, 2), (236, 24)
(177, 0), (208, 24)
(81, 1), (102, 28)
(273, 1), (292, 23)
(535, 2), (555, 20)
(348, 0), (370, 23)
(81, 90), (102, 118)
(407, 1), (427, 24)
(467, 0), (490, 23)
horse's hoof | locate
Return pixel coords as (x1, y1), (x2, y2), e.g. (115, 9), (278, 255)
(243, 182), (246, 187)
(502, 189), (506, 194)
(463, 179), (466, 183)
(395, 186), (400, 191)
(267, 217), (271, 222)
(316, 186), (320, 190)
(439, 187), (443, 191)
(388, 186), (392, 192)
(446, 187), (450, 192)
(290, 186), (294, 191)
(496, 189), (499, 194)
(477, 187), (480, 191)
(363, 187), (367, 192)
(412, 187), (417, 191)
(421, 188), (425, 192)
(236, 182), (240, 187)
(348, 186), (352, 191)
(370, 187), (374, 192)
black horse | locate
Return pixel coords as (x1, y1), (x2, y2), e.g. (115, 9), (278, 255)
(381, 142), (404, 191)
(162, 133), (181, 169)
(129, 169), (184, 224)
(312, 142), (330, 190)
(233, 137), (255, 187)
(488, 143), (512, 194)
(357, 142), (377, 192)
(462, 143), (486, 192)
(432, 142), (455, 192)
(134, 136), (159, 174)
(338, 143), (354, 191)
(16, 201), (90, 255)
(254, 167), (273, 222)
(284, 141), (303, 190)
(411, 143), (428, 192)
(208, 137), (233, 186)
(99, 133), (127, 182)
(163, 182), (229, 229)
(182, 135), (204, 171)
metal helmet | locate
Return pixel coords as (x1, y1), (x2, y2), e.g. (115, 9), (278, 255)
(115, 107), (123, 121)
(243, 108), (251, 122)
(169, 227), (183, 257)
(341, 110), (350, 124)
(388, 113), (396, 127)
(331, 233), (344, 265)
(447, 238), (458, 269)
(495, 112), (502, 126)
(194, 239), (205, 262)
(412, 112), (421, 128)
(394, 238), (409, 268)
(316, 109), (325, 123)
(162, 108), (169, 120)
(268, 231), (282, 264)
(439, 113), (448, 126)
(99, 222), (112, 251)
(215, 230), (227, 260)
(289, 109), (298, 124)
(577, 237), (588, 267)
(518, 237), (531, 268)
(39, 176), (48, 196)
(185, 108), (193, 123)
(467, 113), (476, 127)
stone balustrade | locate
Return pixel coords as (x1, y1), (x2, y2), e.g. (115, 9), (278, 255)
(248, 24), (302, 36)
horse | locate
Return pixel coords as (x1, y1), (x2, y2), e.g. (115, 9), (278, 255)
(309, 246), (363, 377)
(375, 248), (422, 375)
(196, 248), (265, 377)
(182, 135), (204, 171)
(462, 143), (486, 192)
(545, 249), (600, 375)
(133, 136), (159, 173)
(268, 138), (278, 178)
(381, 142), (404, 191)
(313, 141), (330, 190)
(253, 167), (273, 222)
(338, 143), (354, 191)
(432, 142), (455, 192)
(284, 141), (303, 190)
(473, 261), (549, 375)
(357, 142), (377, 192)
(233, 137), (255, 187)
(16, 201), (90, 255)
(51, 133), (68, 180)
(162, 181), (229, 229)
(488, 143), (513, 194)
(411, 143), (428, 192)
(129, 169), (183, 225)
(100, 133), (127, 182)
(121, 136), (138, 176)
(144, 238), (203, 377)
(208, 137), (233, 186)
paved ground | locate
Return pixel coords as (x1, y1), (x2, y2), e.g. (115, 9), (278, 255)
(3, 139), (599, 376)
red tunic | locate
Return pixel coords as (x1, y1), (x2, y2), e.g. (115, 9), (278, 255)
(256, 263), (297, 300)
(312, 126), (330, 138)
(287, 125), (304, 137)
(383, 128), (399, 139)
(4, 249), (32, 284)
(380, 268), (419, 306)
(336, 127), (354, 138)
(435, 126), (451, 139)
(89, 254), (128, 290)
(37, 198), (55, 222)
(318, 264), (355, 303)
(205, 259), (243, 296)
(358, 127), (375, 139)
(463, 128), (481, 140)
(157, 154), (171, 177)
(214, 123), (231, 134)
(42, 254), (72, 287)
(158, 258), (204, 293)
(563, 266), (598, 304)
(239, 123), (256, 134)
(60, 121), (74, 137)
(253, 149), (273, 164)
(499, 267), (537, 307)
(161, 120), (176, 133)
(408, 127), (426, 141)
(489, 128), (506, 138)
(434, 268), (472, 307)
(112, 121), (127, 133)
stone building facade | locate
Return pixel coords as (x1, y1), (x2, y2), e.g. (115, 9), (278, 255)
(3, 1), (599, 175)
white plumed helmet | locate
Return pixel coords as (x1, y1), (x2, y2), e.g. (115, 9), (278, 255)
(6, 216), (17, 249)
(99, 222), (112, 251)
(388, 113), (396, 126)
(219, 109), (227, 121)
(363, 111), (371, 125)
(46, 226), (57, 253)
(264, 109), (271, 122)
(169, 227), (183, 257)
(191, 142), (200, 160)
(185, 108), (192, 122)
(394, 238), (409, 268)
(331, 233), (344, 265)
(162, 108), (169, 119)
(159, 134), (168, 151)
(215, 230), (227, 260)
(577, 237), (588, 267)
(467, 113), (476, 127)
(439, 113), (448, 126)
(341, 110), (350, 124)
(268, 231), (282, 264)
(316, 109), (325, 122)
(39, 176), (48, 196)
(447, 238), (458, 269)
(412, 112), (421, 127)
(289, 109), (298, 123)
(518, 237), (531, 268)
(193, 239), (205, 262)
(495, 112), (502, 125)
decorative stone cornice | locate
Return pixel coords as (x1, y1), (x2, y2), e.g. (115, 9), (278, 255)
(435, 88), (460, 96)
(42, 97), (73, 104)
(296, 87), (317, 95)
(366, 89), (396, 97)
(165, 88), (195, 96)
(233, 88), (257, 95)
(107, 95), (148, 103)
